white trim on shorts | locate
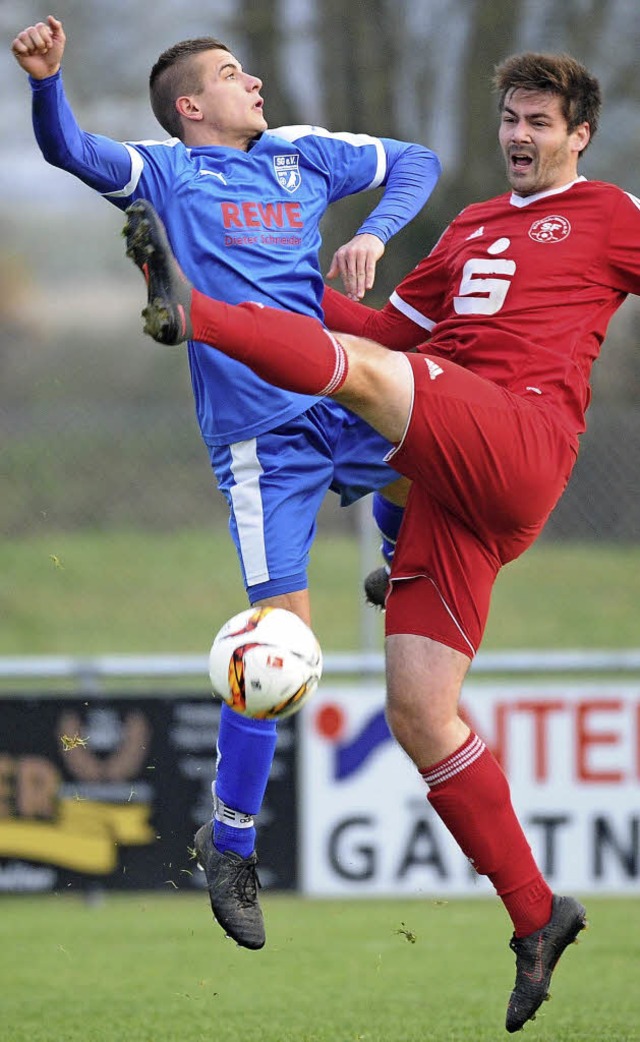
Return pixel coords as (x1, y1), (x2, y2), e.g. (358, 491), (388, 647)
(229, 439), (269, 585)
(390, 574), (477, 658)
(384, 354), (415, 463)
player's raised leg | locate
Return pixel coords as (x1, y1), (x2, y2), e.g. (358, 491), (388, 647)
(124, 200), (194, 343)
(123, 199), (413, 446)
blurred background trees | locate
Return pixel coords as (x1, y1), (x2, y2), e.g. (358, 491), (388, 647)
(2, 0), (640, 538)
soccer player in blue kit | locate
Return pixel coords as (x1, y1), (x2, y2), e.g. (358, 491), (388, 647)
(12, 14), (441, 949)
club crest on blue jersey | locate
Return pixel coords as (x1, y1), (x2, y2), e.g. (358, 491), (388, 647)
(274, 154), (301, 193)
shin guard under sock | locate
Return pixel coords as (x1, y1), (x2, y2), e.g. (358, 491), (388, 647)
(213, 704), (278, 857)
(421, 733), (553, 936)
(191, 290), (348, 396)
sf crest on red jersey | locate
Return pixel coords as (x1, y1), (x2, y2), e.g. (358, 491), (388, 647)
(528, 215), (571, 243)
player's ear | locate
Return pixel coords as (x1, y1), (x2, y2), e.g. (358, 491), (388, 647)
(176, 95), (203, 122)
(573, 121), (590, 155)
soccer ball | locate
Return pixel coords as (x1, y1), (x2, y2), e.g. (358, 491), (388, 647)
(209, 606), (323, 720)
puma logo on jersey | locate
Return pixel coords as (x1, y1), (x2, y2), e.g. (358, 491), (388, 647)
(425, 358), (444, 380)
(466, 225), (485, 240)
(199, 169), (228, 185)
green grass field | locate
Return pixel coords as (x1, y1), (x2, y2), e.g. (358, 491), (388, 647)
(1, 893), (638, 1042)
(2, 530), (640, 654)
(2, 534), (639, 1041)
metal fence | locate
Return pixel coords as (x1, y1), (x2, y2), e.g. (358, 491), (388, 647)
(3, 648), (640, 689)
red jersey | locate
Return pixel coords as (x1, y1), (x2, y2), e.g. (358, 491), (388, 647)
(324, 178), (640, 440)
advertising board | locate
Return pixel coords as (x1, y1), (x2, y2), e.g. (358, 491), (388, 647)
(0, 694), (297, 893)
(299, 683), (640, 896)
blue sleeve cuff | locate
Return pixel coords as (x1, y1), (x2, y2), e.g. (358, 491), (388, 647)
(29, 70), (62, 90)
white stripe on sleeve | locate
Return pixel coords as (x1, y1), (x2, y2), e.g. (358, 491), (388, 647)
(389, 290), (437, 332)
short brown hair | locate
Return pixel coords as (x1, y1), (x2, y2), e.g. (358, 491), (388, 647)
(493, 52), (601, 150)
(150, 38), (230, 139)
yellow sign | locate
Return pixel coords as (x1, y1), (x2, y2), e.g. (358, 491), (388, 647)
(0, 798), (154, 874)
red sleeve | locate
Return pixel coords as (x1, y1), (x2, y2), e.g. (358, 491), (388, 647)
(321, 285), (376, 335)
(602, 189), (640, 293)
(321, 284), (429, 350)
(321, 217), (459, 350)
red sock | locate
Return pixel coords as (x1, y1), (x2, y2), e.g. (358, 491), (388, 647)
(191, 289), (348, 395)
(421, 733), (553, 937)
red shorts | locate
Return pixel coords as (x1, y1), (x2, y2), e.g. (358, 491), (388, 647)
(385, 353), (577, 656)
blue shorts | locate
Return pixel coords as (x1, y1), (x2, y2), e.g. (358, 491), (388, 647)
(208, 399), (399, 600)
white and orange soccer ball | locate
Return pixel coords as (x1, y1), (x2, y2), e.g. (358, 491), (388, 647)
(208, 606), (323, 720)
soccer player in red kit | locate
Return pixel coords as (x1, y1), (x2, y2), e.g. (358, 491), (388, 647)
(122, 53), (637, 1032)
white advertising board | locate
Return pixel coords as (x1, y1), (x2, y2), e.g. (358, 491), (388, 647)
(299, 682), (640, 896)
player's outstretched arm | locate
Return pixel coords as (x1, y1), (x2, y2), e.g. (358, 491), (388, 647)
(13, 15), (133, 197)
(11, 14), (65, 80)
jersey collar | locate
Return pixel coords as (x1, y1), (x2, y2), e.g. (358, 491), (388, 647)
(509, 175), (587, 208)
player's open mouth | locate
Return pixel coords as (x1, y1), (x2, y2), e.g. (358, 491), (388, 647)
(511, 153), (533, 169)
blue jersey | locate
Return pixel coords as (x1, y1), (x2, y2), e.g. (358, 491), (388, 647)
(31, 72), (441, 445)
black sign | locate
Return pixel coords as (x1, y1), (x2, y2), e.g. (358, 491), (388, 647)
(0, 694), (297, 893)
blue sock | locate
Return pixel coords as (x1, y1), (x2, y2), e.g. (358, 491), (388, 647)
(372, 492), (405, 568)
(213, 704), (278, 857)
